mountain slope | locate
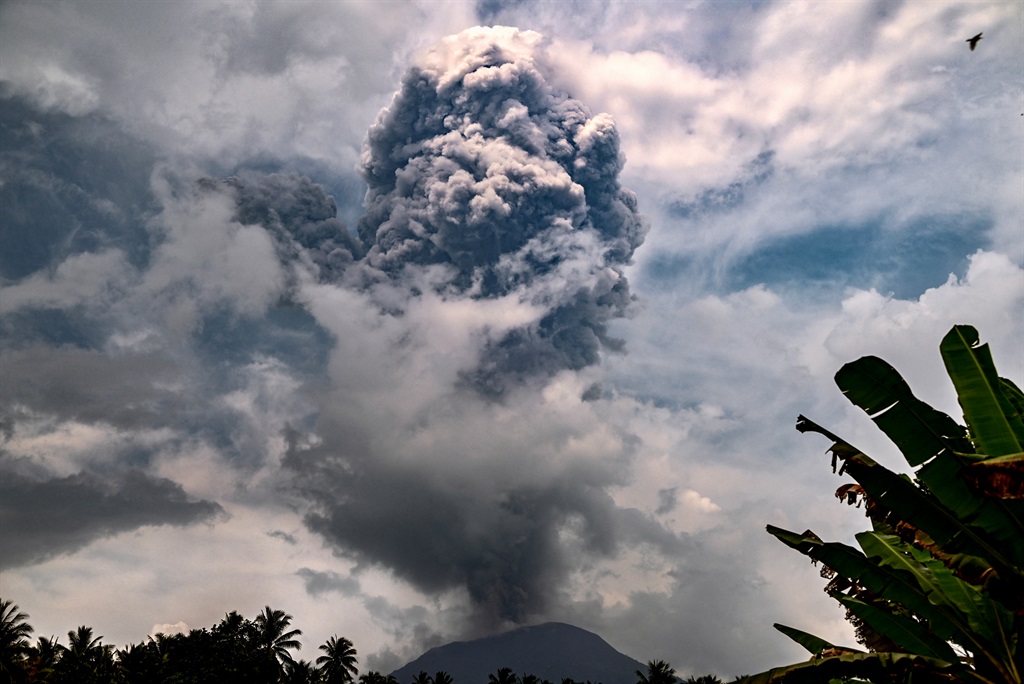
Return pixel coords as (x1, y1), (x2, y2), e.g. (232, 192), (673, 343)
(390, 622), (646, 684)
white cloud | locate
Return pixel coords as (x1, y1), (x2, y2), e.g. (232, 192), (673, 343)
(151, 622), (190, 637)
(0, 0), (477, 169)
(0, 250), (134, 311)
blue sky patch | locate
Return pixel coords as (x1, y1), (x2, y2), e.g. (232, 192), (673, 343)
(727, 215), (991, 299)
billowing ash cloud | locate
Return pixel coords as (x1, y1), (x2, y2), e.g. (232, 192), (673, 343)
(356, 26), (647, 395)
(0, 468), (224, 569)
(282, 27), (671, 631)
(222, 173), (363, 284)
(286, 424), (686, 628)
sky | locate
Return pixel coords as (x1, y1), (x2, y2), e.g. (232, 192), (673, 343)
(0, 0), (1022, 679)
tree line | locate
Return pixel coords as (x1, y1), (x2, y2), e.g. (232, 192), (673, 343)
(1, 599), (727, 684)
(0, 601), (359, 684)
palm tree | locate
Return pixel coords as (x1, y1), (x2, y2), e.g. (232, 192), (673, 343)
(218, 610), (249, 637)
(25, 636), (59, 683)
(411, 671), (433, 684)
(433, 671), (454, 684)
(0, 600), (33, 684)
(283, 658), (320, 684)
(254, 606), (303, 677)
(489, 668), (519, 684)
(317, 635), (358, 684)
(115, 641), (164, 683)
(636, 660), (676, 684)
(358, 672), (395, 684)
(57, 626), (114, 684)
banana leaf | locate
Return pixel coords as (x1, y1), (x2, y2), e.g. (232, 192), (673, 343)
(1001, 377), (1024, 421)
(831, 352), (1024, 560)
(835, 350), (1024, 563)
(941, 325), (1024, 458)
(768, 526), (959, 640)
(917, 451), (1024, 566)
(859, 532), (1019, 682)
(835, 355), (972, 466)
(796, 415), (1024, 589)
(734, 651), (972, 684)
(832, 594), (960, 662)
(772, 624), (852, 657)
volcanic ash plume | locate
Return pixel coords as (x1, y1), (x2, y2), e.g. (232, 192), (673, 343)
(357, 26), (647, 395)
(224, 173), (363, 284)
(284, 27), (669, 634)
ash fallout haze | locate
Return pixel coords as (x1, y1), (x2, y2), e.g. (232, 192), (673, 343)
(1, 1), (1022, 678)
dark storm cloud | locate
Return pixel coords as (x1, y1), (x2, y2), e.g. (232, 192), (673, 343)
(268, 530), (298, 545)
(655, 487), (678, 515)
(0, 306), (111, 350)
(0, 91), (157, 281)
(223, 173), (363, 283)
(356, 26), (646, 394)
(0, 467), (224, 569)
(296, 567), (361, 597)
(288, 434), (686, 627)
(0, 346), (183, 430)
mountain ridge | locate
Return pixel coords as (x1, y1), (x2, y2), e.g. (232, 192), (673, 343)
(390, 622), (646, 684)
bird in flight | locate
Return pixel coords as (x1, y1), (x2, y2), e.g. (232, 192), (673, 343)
(966, 32), (983, 51)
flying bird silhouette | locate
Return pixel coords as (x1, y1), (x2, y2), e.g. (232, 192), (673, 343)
(966, 32), (983, 51)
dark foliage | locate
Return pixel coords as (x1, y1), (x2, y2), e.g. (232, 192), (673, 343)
(0, 600), (345, 684)
(2, 599), (725, 684)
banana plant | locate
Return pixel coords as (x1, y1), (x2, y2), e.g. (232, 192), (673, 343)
(738, 325), (1023, 684)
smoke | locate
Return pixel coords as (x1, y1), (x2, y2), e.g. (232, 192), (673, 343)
(279, 26), (671, 630)
(0, 468), (223, 569)
(356, 26), (647, 395)
(223, 173), (363, 284)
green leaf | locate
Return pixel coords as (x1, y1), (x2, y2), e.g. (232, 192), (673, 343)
(916, 451), (1024, 566)
(858, 532), (1020, 681)
(1001, 377), (1024, 419)
(832, 595), (959, 662)
(797, 416), (1024, 590)
(858, 533), (965, 612)
(940, 325), (1024, 458)
(835, 356), (971, 466)
(767, 526), (958, 640)
(903, 543), (1018, 662)
(734, 651), (971, 684)
(772, 624), (847, 657)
